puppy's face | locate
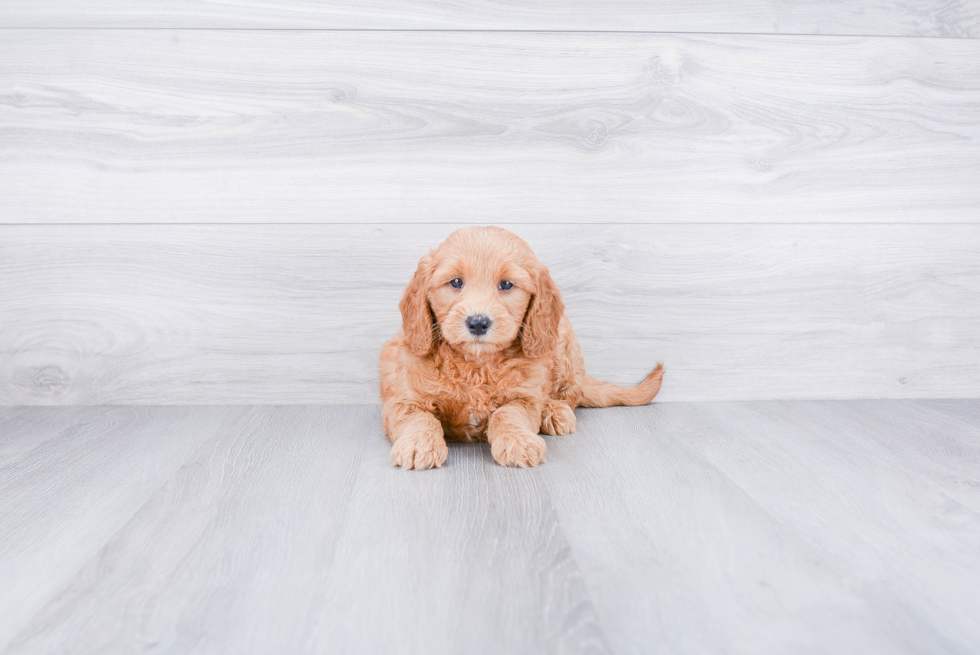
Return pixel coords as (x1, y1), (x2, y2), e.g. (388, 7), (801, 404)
(427, 238), (533, 357)
(400, 226), (564, 360)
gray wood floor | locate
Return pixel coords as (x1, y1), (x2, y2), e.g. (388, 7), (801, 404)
(1, 401), (978, 654)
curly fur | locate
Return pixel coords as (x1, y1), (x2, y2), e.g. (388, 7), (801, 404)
(379, 226), (664, 469)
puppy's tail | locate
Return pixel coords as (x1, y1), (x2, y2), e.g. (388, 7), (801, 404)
(580, 364), (664, 408)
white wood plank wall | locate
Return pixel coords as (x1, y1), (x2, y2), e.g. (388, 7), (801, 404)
(1, 3), (978, 404)
(2, 1), (979, 35)
(3, 32), (980, 225)
(2, 224), (978, 404)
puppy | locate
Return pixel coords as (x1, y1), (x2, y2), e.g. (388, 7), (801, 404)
(379, 226), (663, 469)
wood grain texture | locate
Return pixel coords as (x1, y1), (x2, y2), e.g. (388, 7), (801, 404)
(303, 410), (607, 655)
(0, 405), (251, 652)
(2, 405), (607, 655)
(2, 31), (980, 225)
(2, 406), (368, 654)
(2, 223), (977, 405)
(540, 400), (980, 654)
(0, 406), (106, 467)
(910, 398), (980, 429)
(2, 402), (979, 653)
(1, 0), (978, 35)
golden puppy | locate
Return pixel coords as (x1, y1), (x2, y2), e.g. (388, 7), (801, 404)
(379, 226), (663, 469)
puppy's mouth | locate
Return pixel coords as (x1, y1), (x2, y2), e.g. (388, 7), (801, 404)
(449, 328), (508, 355)
(459, 340), (501, 357)
(463, 331), (494, 345)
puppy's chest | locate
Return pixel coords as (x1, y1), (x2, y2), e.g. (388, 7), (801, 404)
(432, 383), (503, 441)
(426, 365), (531, 441)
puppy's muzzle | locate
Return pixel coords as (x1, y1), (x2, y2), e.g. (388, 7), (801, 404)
(465, 314), (492, 336)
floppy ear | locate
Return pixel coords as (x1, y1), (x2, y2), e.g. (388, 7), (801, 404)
(399, 252), (437, 357)
(520, 262), (565, 359)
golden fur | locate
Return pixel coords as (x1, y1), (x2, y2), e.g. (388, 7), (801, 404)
(379, 226), (664, 469)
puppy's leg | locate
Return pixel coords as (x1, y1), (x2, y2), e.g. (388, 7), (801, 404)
(384, 403), (448, 470)
(487, 398), (547, 468)
(540, 399), (576, 436)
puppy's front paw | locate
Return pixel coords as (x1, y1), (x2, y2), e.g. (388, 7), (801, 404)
(391, 430), (448, 470)
(541, 401), (576, 436)
(490, 430), (547, 468)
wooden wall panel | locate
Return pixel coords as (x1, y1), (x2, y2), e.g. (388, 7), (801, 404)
(2, 223), (977, 405)
(2, 32), (979, 225)
(1, 0), (978, 36)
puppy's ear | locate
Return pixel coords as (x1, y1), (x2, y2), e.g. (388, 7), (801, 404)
(521, 262), (565, 359)
(399, 252), (437, 357)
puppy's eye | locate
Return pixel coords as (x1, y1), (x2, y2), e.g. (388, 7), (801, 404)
(450, 278), (464, 289)
(498, 280), (513, 291)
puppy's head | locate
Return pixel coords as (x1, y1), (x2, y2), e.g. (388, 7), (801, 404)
(399, 226), (563, 359)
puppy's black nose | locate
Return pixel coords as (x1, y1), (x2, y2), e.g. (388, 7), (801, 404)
(466, 314), (492, 336)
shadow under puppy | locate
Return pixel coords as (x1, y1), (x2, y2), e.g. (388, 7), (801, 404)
(379, 226), (663, 469)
